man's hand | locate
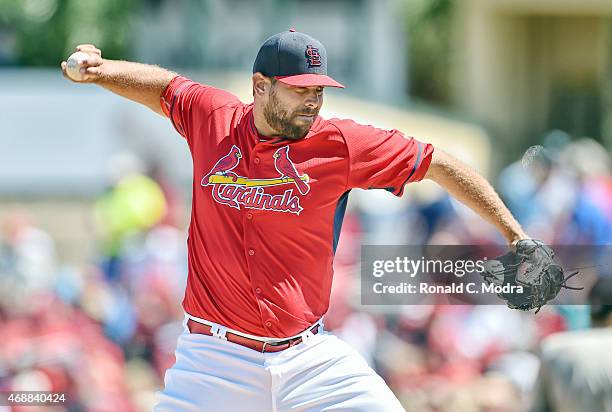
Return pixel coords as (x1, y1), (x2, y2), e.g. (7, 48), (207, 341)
(60, 44), (104, 83)
(510, 236), (531, 251)
(481, 239), (583, 313)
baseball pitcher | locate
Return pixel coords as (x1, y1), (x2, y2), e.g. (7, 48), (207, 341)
(61, 30), (569, 411)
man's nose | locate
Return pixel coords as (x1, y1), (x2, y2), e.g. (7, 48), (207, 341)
(304, 91), (321, 109)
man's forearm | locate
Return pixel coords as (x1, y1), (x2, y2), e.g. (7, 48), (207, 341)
(61, 44), (177, 115)
(424, 149), (528, 245)
(95, 59), (177, 116)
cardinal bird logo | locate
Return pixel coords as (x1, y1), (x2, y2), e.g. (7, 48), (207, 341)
(201, 145), (311, 215)
(201, 145), (242, 186)
(273, 146), (310, 195)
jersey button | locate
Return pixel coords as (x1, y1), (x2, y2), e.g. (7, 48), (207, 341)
(254, 157), (260, 165)
(255, 287), (261, 294)
(265, 321), (272, 328)
(248, 249), (255, 256)
(246, 212), (253, 220)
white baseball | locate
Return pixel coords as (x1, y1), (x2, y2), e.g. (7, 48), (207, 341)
(65, 51), (90, 81)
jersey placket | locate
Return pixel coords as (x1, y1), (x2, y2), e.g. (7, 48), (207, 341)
(244, 141), (277, 334)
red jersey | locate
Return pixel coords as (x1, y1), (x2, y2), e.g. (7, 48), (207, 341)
(161, 76), (434, 338)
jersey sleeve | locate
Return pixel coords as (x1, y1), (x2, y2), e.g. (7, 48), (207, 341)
(160, 76), (241, 144)
(337, 119), (434, 196)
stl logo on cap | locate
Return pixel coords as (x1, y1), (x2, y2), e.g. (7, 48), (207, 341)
(305, 45), (322, 67)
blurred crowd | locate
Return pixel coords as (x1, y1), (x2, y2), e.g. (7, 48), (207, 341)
(0, 133), (611, 412)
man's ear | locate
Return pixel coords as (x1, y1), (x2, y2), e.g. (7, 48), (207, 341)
(252, 72), (269, 97)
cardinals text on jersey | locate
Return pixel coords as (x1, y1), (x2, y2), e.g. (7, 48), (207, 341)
(201, 145), (310, 215)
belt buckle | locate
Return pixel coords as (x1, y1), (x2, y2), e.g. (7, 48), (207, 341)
(259, 321), (321, 352)
(261, 338), (292, 353)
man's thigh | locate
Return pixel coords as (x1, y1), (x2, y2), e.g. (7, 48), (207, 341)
(275, 333), (405, 412)
(154, 332), (273, 412)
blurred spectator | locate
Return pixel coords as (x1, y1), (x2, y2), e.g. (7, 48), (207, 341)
(557, 138), (612, 244)
(498, 134), (612, 245)
(530, 276), (612, 412)
(93, 152), (167, 281)
(0, 211), (57, 299)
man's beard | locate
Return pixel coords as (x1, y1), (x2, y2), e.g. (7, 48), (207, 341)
(263, 90), (318, 140)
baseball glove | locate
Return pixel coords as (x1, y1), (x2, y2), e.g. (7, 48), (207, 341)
(481, 239), (582, 313)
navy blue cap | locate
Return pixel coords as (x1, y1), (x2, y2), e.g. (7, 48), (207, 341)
(253, 29), (345, 88)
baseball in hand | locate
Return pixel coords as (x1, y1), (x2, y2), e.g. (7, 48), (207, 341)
(65, 51), (90, 81)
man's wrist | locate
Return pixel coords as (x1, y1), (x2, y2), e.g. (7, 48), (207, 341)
(508, 233), (530, 248)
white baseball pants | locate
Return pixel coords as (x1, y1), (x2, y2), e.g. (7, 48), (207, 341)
(154, 316), (405, 412)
